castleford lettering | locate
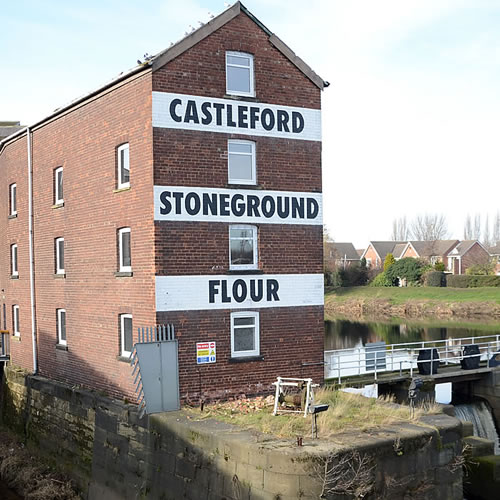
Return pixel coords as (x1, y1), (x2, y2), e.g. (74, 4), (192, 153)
(154, 186), (323, 225)
(155, 274), (324, 312)
(152, 92), (321, 141)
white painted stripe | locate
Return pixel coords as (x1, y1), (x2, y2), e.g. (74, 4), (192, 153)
(152, 92), (321, 141)
(155, 274), (324, 312)
(154, 186), (322, 225)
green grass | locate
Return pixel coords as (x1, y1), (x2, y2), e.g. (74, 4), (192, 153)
(325, 286), (500, 305)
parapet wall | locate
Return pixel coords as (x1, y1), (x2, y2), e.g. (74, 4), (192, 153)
(1, 364), (464, 499)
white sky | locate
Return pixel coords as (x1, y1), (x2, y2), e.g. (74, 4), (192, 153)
(2, 0), (499, 248)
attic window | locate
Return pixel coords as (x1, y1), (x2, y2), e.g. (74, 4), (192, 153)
(226, 52), (254, 97)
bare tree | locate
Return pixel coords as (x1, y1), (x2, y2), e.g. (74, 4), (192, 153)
(391, 216), (410, 241)
(473, 214), (481, 240)
(483, 214), (491, 248)
(463, 214), (473, 240)
(410, 214), (449, 241)
(493, 212), (500, 246)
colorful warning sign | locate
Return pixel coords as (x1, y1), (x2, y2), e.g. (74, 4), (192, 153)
(196, 341), (216, 364)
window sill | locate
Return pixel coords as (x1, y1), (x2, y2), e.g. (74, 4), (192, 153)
(113, 186), (131, 194)
(11, 335), (21, 342)
(8, 214), (17, 219)
(56, 344), (68, 351)
(52, 202), (64, 209)
(54, 273), (66, 279)
(226, 183), (262, 190)
(224, 94), (257, 102)
(117, 355), (132, 363)
(228, 355), (264, 363)
(115, 271), (133, 277)
(10, 275), (19, 280)
(227, 269), (263, 275)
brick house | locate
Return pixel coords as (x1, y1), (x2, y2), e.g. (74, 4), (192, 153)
(400, 240), (459, 266)
(360, 241), (406, 268)
(489, 243), (500, 275)
(325, 242), (360, 269)
(0, 3), (326, 403)
(447, 240), (492, 275)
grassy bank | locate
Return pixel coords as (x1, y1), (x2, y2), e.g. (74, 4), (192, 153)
(324, 286), (500, 320)
(325, 286), (500, 304)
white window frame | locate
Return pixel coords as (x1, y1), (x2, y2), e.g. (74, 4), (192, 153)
(54, 166), (64, 204)
(118, 227), (132, 272)
(12, 305), (20, 336)
(10, 183), (17, 216)
(57, 308), (67, 346)
(226, 51), (255, 97)
(55, 237), (65, 275)
(228, 140), (256, 185)
(120, 313), (133, 357)
(117, 143), (130, 189)
(229, 225), (258, 271)
(231, 311), (259, 358)
(11, 243), (18, 277)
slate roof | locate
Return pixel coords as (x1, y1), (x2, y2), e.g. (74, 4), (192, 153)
(392, 243), (407, 259)
(408, 240), (459, 257)
(447, 240), (487, 257)
(0, 124), (24, 141)
(328, 242), (360, 261)
(365, 241), (406, 262)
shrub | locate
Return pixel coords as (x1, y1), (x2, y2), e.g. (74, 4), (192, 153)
(342, 266), (368, 286)
(423, 271), (445, 287)
(465, 262), (495, 276)
(433, 261), (445, 272)
(369, 272), (394, 287)
(446, 274), (500, 288)
(385, 258), (425, 283)
(383, 253), (395, 271)
(325, 270), (343, 287)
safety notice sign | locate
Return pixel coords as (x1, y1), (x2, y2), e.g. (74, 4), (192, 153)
(196, 341), (216, 364)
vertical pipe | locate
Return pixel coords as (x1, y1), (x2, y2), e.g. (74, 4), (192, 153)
(27, 128), (38, 374)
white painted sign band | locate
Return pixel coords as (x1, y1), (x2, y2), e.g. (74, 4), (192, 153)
(155, 274), (324, 312)
(152, 92), (321, 141)
(154, 186), (322, 225)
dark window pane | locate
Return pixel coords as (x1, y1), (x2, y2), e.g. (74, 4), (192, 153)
(57, 170), (63, 200)
(121, 147), (130, 184)
(230, 239), (253, 265)
(122, 231), (131, 267)
(59, 311), (66, 341)
(234, 327), (255, 352)
(58, 240), (64, 270)
(234, 317), (255, 327)
(123, 317), (133, 352)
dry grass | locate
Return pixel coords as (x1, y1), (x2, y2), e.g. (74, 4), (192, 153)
(185, 389), (442, 439)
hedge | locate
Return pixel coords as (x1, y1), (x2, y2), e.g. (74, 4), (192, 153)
(424, 271), (446, 287)
(446, 274), (500, 288)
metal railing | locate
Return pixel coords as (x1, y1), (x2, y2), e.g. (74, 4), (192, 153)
(0, 330), (10, 358)
(324, 334), (500, 384)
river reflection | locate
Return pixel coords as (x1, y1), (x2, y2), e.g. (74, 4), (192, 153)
(325, 319), (500, 351)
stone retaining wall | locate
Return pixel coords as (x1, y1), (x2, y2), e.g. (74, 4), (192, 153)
(1, 364), (464, 499)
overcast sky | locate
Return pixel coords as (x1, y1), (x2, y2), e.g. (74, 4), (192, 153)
(2, 0), (499, 248)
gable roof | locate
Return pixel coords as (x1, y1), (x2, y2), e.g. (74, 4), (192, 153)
(407, 240), (459, 258)
(151, 2), (327, 89)
(1, 2), (327, 153)
(327, 242), (360, 261)
(447, 240), (490, 257)
(361, 241), (406, 262)
(392, 243), (407, 259)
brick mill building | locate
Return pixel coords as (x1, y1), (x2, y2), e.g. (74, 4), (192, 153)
(0, 2), (326, 404)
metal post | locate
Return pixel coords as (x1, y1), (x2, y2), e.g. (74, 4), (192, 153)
(358, 348), (361, 376)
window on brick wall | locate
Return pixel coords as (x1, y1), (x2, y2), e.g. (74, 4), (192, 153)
(11, 244), (18, 277)
(12, 305), (20, 336)
(231, 311), (259, 358)
(120, 314), (133, 357)
(229, 225), (257, 270)
(226, 52), (254, 97)
(54, 167), (63, 205)
(9, 183), (17, 216)
(118, 228), (132, 272)
(228, 140), (256, 185)
(117, 143), (130, 189)
(55, 237), (65, 275)
(57, 309), (66, 346)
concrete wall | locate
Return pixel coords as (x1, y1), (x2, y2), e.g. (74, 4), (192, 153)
(1, 364), (464, 500)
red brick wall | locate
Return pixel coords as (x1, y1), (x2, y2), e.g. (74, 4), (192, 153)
(153, 12), (324, 399)
(462, 242), (491, 273)
(401, 245), (417, 259)
(0, 136), (34, 370)
(158, 306), (324, 401)
(363, 246), (380, 268)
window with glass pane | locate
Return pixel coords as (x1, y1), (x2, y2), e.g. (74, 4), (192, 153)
(228, 140), (256, 184)
(55, 237), (65, 274)
(11, 244), (18, 276)
(55, 167), (63, 204)
(231, 312), (259, 357)
(119, 228), (131, 272)
(226, 52), (254, 96)
(10, 183), (17, 215)
(229, 225), (257, 270)
(120, 314), (133, 356)
(13, 305), (20, 336)
(57, 309), (66, 345)
(118, 143), (130, 188)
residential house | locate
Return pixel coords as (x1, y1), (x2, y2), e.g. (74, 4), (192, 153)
(488, 243), (500, 275)
(400, 240), (459, 266)
(447, 240), (491, 275)
(0, 121), (24, 141)
(326, 242), (360, 269)
(360, 241), (406, 268)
